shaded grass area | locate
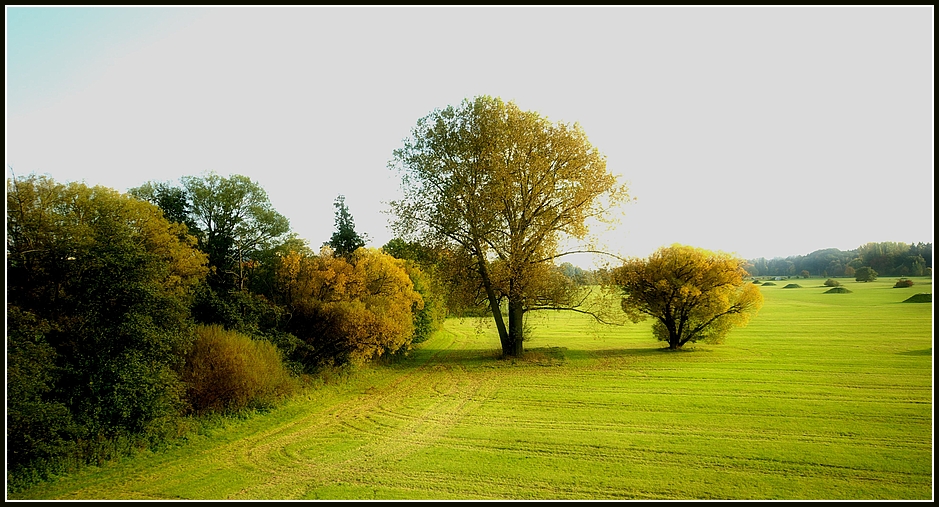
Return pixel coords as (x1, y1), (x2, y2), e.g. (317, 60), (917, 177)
(9, 278), (933, 500)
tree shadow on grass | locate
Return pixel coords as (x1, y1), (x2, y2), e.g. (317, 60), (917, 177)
(405, 343), (712, 369)
(393, 345), (502, 369)
(571, 346), (712, 360)
(896, 348), (932, 356)
(472, 346), (681, 368)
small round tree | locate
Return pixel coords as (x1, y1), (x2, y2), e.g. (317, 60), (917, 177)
(824, 278), (841, 287)
(855, 266), (878, 282)
(614, 245), (764, 350)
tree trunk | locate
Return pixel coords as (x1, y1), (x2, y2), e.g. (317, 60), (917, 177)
(666, 318), (681, 350)
(668, 326), (684, 349)
(505, 298), (525, 357)
(476, 258), (510, 351)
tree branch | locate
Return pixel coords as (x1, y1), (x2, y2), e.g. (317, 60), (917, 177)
(526, 305), (625, 325)
(532, 250), (627, 264)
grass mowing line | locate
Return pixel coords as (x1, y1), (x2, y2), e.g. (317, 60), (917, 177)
(218, 338), (470, 498)
(425, 295), (931, 499)
(213, 326), (503, 499)
(49, 344), (478, 500)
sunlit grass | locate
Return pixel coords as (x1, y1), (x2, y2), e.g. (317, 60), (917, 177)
(9, 277), (932, 500)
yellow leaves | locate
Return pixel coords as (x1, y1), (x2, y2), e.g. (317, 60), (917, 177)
(391, 96), (628, 325)
(734, 281), (765, 318)
(274, 247), (424, 364)
(678, 285), (702, 299)
(7, 174), (209, 300)
(183, 325), (299, 414)
(615, 244), (763, 347)
(132, 203), (208, 296)
(654, 279), (672, 293)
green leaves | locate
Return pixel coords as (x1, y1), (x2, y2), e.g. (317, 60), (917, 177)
(328, 195), (368, 258)
(143, 172), (292, 292)
(7, 174), (208, 455)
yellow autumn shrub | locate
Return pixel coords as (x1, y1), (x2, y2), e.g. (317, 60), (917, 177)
(182, 325), (299, 414)
(274, 247), (423, 367)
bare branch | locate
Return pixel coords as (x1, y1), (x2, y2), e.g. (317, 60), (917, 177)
(532, 250), (627, 264)
(526, 305), (626, 326)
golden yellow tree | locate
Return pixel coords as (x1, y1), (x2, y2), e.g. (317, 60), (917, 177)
(274, 245), (422, 366)
(389, 96), (629, 357)
(614, 244), (764, 350)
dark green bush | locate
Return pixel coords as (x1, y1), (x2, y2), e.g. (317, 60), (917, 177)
(191, 285), (286, 337)
(6, 307), (80, 484)
(6, 176), (209, 489)
(902, 293), (931, 303)
(256, 329), (313, 375)
(824, 278), (841, 287)
(404, 262), (447, 344)
(894, 278), (914, 288)
(855, 266), (878, 282)
(182, 325), (299, 415)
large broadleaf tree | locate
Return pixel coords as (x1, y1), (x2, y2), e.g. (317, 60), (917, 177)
(389, 96), (628, 357)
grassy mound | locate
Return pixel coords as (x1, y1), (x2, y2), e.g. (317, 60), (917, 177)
(824, 287), (853, 294)
(782, 283), (802, 289)
(761, 282), (777, 286)
(902, 293), (932, 303)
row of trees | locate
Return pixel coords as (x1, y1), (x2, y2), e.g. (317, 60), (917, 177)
(6, 172), (445, 487)
(128, 175), (440, 364)
(745, 242), (932, 279)
(7, 176), (213, 483)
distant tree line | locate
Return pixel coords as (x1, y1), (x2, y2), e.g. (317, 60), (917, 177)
(745, 243), (932, 278)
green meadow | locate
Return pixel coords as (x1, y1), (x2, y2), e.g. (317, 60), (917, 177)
(10, 278), (933, 500)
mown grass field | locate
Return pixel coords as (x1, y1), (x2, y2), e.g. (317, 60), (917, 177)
(9, 277), (933, 500)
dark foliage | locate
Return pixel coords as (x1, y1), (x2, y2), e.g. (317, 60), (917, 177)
(327, 195), (368, 258)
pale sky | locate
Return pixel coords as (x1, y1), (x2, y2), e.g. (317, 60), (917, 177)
(5, 6), (934, 266)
